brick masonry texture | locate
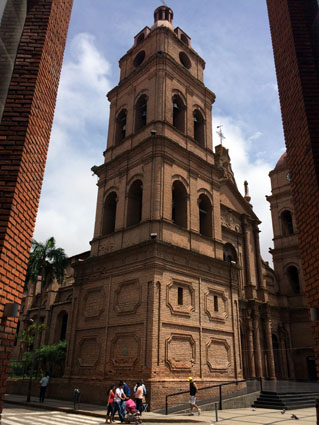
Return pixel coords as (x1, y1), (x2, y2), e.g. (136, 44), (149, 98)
(266, 0), (319, 371)
(0, 0), (73, 414)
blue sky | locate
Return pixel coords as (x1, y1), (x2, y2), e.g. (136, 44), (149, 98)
(34, 1), (285, 263)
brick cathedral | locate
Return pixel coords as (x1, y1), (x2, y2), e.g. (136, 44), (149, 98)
(13, 6), (315, 409)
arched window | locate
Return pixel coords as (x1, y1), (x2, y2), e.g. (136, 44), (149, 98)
(102, 192), (117, 235)
(116, 109), (127, 145)
(287, 265), (300, 293)
(55, 311), (68, 342)
(127, 180), (143, 227)
(172, 181), (187, 228)
(193, 109), (205, 146)
(281, 210), (294, 235)
(135, 95), (147, 132)
(198, 194), (212, 237)
(223, 243), (237, 263)
(172, 95), (185, 133)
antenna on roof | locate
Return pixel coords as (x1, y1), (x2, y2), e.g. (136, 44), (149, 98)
(160, 0), (167, 5)
(216, 125), (226, 146)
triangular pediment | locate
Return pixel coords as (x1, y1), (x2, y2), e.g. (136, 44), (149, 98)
(220, 180), (259, 221)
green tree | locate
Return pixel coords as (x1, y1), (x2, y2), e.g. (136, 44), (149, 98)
(26, 237), (67, 401)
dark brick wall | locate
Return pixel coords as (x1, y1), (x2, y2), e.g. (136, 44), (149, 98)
(0, 0), (73, 414)
(266, 0), (319, 371)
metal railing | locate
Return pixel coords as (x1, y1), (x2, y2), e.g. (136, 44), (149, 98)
(165, 377), (262, 415)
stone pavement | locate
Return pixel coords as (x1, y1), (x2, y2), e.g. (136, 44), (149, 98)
(4, 394), (317, 424)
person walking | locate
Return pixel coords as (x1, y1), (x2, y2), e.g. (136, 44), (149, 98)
(188, 377), (201, 416)
(114, 382), (126, 423)
(105, 384), (115, 424)
(134, 381), (144, 416)
(39, 372), (50, 403)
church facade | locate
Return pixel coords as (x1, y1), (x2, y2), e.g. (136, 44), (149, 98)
(13, 6), (315, 409)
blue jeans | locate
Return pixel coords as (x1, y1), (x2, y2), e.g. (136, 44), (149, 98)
(114, 400), (126, 422)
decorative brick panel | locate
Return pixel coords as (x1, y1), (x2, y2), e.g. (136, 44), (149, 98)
(266, 0), (319, 374)
(0, 0), (73, 414)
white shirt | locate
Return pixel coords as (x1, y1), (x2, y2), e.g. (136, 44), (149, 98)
(114, 388), (124, 402)
(40, 376), (49, 387)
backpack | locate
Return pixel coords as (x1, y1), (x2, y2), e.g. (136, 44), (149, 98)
(123, 383), (131, 397)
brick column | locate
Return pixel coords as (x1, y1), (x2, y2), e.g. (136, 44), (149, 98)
(266, 0), (319, 373)
(0, 0), (73, 414)
(246, 312), (256, 377)
(253, 309), (263, 378)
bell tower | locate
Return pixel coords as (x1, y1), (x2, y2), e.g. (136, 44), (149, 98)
(91, 5), (218, 256)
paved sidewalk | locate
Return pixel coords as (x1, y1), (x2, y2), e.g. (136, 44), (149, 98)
(200, 406), (316, 424)
(4, 394), (207, 423)
(4, 394), (317, 424)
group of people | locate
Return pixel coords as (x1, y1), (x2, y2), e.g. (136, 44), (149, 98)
(106, 380), (146, 424)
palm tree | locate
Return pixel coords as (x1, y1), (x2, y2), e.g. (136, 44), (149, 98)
(26, 237), (67, 402)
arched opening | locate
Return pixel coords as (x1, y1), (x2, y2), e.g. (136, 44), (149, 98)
(193, 109), (205, 146)
(223, 243), (237, 263)
(198, 194), (212, 237)
(287, 265), (300, 293)
(127, 180), (143, 227)
(172, 95), (185, 133)
(115, 109), (127, 145)
(172, 181), (187, 228)
(135, 95), (147, 131)
(55, 311), (68, 342)
(281, 210), (294, 235)
(102, 192), (117, 235)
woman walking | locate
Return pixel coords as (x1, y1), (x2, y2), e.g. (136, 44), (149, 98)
(106, 384), (115, 424)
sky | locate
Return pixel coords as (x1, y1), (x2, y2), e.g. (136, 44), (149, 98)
(33, 0), (286, 264)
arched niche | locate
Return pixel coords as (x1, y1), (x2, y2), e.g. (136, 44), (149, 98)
(102, 191), (117, 235)
(198, 194), (212, 237)
(172, 180), (187, 228)
(127, 180), (143, 227)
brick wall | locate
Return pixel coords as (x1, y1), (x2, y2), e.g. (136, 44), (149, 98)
(266, 0), (319, 370)
(0, 0), (73, 414)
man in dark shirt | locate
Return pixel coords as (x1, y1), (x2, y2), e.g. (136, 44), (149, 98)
(188, 377), (201, 415)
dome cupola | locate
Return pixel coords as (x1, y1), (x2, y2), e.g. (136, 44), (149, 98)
(152, 6), (174, 30)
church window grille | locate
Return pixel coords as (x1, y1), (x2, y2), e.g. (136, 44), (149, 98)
(172, 95), (185, 133)
(102, 192), (117, 235)
(127, 180), (143, 227)
(172, 181), (187, 228)
(193, 109), (205, 147)
(199, 194), (212, 237)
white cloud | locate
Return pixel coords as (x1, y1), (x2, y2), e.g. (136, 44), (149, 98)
(214, 115), (274, 264)
(33, 33), (112, 256)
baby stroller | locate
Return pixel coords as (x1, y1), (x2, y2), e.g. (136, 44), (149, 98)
(125, 399), (142, 424)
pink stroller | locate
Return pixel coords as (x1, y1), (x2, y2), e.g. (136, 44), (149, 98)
(125, 399), (142, 424)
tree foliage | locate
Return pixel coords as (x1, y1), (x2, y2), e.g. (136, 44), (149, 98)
(22, 341), (67, 377)
(26, 237), (67, 291)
